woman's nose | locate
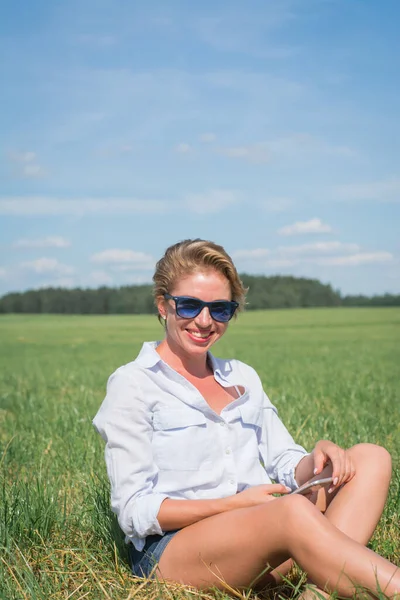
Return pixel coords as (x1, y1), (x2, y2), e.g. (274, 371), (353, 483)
(194, 306), (213, 327)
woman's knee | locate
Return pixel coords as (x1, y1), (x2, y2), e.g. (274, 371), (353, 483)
(262, 494), (319, 532)
(349, 443), (392, 478)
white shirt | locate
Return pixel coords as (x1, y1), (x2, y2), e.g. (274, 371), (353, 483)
(93, 342), (308, 551)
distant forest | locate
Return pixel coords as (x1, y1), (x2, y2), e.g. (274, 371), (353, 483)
(0, 274), (399, 314)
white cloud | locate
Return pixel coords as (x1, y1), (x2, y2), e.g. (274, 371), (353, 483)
(233, 248), (302, 269)
(215, 134), (355, 166)
(0, 191), (243, 217)
(199, 132), (216, 143)
(335, 178), (400, 203)
(217, 143), (270, 164)
(9, 151), (37, 163)
(20, 258), (74, 275)
(112, 265), (155, 273)
(234, 242), (362, 264)
(89, 270), (114, 286)
(22, 164), (47, 178)
(175, 143), (192, 154)
(232, 248), (270, 260)
(0, 196), (168, 216)
(55, 277), (76, 287)
(184, 189), (240, 214)
(317, 252), (393, 266)
(264, 258), (297, 268)
(278, 218), (332, 236)
(267, 134), (356, 160)
(232, 242), (393, 270)
(122, 274), (153, 284)
(0, 267), (7, 277)
(8, 151), (47, 179)
(94, 143), (134, 158)
(37, 277), (76, 289)
(278, 241), (360, 256)
(13, 236), (71, 249)
(90, 249), (155, 270)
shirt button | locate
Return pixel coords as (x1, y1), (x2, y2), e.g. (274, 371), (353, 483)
(219, 422), (226, 427)
(225, 448), (231, 455)
(229, 479), (235, 485)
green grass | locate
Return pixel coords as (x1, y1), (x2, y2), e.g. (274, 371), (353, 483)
(0, 308), (399, 599)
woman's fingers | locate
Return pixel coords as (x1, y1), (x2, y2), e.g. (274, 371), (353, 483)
(342, 454), (356, 484)
(269, 485), (291, 501)
(313, 448), (326, 475)
(312, 441), (358, 493)
(236, 483), (291, 508)
(265, 483), (291, 494)
(328, 450), (356, 492)
(349, 456), (356, 481)
(313, 441), (357, 494)
(329, 451), (342, 486)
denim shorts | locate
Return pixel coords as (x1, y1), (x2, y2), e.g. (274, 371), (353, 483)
(129, 530), (179, 578)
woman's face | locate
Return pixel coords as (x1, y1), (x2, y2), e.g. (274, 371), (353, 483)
(158, 269), (232, 359)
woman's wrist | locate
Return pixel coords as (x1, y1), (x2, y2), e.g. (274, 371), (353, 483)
(294, 453), (316, 486)
(217, 493), (241, 512)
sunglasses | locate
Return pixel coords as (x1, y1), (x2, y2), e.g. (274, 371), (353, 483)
(164, 294), (239, 323)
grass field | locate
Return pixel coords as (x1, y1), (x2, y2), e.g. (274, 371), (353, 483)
(1, 308), (400, 599)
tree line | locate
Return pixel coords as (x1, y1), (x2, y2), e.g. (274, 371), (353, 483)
(0, 275), (399, 314)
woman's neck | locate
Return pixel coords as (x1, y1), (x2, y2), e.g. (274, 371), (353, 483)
(156, 339), (212, 379)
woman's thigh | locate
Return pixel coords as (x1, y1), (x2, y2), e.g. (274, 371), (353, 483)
(157, 497), (306, 590)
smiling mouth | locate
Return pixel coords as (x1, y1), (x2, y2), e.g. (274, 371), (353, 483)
(186, 329), (213, 341)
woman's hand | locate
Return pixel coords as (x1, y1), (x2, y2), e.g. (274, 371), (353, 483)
(312, 439), (356, 492)
(233, 484), (291, 509)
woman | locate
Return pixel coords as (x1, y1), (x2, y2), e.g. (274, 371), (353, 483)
(93, 239), (398, 597)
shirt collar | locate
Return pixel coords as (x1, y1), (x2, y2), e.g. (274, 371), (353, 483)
(134, 341), (163, 369)
(134, 341), (231, 382)
(207, 352), (232, 381)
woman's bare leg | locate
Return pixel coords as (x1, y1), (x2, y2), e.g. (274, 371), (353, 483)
(323, 443), (392, 543)
(157, 493), (400, 596)
(300, 443), (392, 598)
(255, 443), (393, 592)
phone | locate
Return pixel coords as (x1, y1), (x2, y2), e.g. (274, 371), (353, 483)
(290, 477), (333, 495)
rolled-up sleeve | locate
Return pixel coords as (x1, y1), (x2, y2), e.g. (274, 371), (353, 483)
(93, 369), (168, 548)
(260, 393), (309, 490)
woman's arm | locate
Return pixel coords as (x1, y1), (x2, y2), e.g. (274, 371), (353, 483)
(157, 483), (290, 531)
(259, 393), (309, 490)
(93, 369), (168, 539)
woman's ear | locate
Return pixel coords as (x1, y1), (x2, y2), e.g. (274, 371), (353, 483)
(156, 296), (167, 320)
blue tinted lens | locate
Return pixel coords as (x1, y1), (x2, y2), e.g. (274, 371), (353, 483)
(176, 298), (202, 318)
(210, 301), (234, 322)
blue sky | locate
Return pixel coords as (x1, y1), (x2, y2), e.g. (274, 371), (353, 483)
(1, 0), (399, 297)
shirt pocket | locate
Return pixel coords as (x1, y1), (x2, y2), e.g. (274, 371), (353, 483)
(152, 408), (212, 471)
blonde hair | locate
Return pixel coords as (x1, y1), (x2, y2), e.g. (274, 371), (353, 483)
(153, 239), (247, 320)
